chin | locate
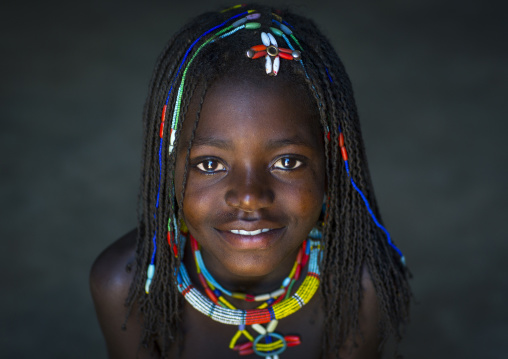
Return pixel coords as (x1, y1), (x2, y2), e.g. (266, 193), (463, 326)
(220, 253), (278, 279)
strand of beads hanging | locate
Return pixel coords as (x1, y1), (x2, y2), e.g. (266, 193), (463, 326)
(324, 121), (406, 266)
(246, 31), (301, 76)
(190, 236), (314, 358)
(166, 15), (261, 154)
(145, 10), (261, 294)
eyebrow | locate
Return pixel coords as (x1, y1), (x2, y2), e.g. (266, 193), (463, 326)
(191, 136), (234, 150)
(191, 135), (313, 151)
(265, 136), (313, 150)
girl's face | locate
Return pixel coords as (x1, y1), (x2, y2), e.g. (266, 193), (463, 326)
(175, 76), (326, 283)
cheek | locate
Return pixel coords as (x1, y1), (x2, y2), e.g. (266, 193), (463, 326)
(181, 174), (221, 229)
(281, 178), (325, 222)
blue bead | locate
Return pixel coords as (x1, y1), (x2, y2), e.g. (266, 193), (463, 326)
(280, 24), (292, 35)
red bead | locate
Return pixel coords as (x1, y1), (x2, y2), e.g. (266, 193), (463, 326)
(245, 294), (255, 302)
(198, 273), (207, 289)
(287, 340), (301, 347)
(279, 47), (293, 54)
(205, 287), (218, 304)
(167, 232), (173, 246)
(301, 254), (309, 267)
(245, 309), (271, 325)
(341, 146), (348, 161)
(237, 342), (253, 351)
(159, 122), (164, 138)
(273, 292), (285, 305)
(239, 349), (254, 356)
(278, 52), (293, 60)
(296, 248), (303, 264)
(161, 105), (167, 120)
(190, 236), (199, 252)
(159, 105), (167, 138)
(339, 132), (344, 147)
(252, 50), (267, 59)
(172, 244), (178, 257)
(294, 264), (302, 280)
(326, 131), (330, 141)
(285, 335), (300, 342)
(251, 44), (267, 51)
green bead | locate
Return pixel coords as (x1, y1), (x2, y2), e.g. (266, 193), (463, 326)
(270, 27), (283, 36)
(245, 22), (261, 29)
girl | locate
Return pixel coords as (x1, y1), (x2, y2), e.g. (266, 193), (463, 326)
(90, 4), (411, 359)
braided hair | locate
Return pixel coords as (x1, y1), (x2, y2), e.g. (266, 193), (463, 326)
(125, 4), (411, 357)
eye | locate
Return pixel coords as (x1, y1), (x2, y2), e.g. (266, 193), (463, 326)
(273, 157), (303, 170)
(195, 159), (226, 173)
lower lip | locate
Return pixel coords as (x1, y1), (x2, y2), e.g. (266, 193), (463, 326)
(216, 228), (286, 250)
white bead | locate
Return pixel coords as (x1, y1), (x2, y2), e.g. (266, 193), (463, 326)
(251, 324), (267, 335)
(267, 32), (278, 46)
(144, 279), (152, 294)
(267, 319), (278, 333)
(254, 293), (270, 301)
(273, 356), (279, 359)
(261, 32), (270, 46)
(168, 131), (176, 153)
(273, 56), (280, 76)
(271, 288), (285, 298)
(265, 55), (272, 74)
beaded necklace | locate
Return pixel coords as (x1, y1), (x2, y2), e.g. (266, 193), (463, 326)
(177, 231), (322, 358)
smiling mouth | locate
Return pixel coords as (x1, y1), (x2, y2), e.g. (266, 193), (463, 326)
(229, 229), (272, 236)
(216, 227), (285, 250)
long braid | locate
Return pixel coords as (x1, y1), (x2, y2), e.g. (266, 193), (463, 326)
(127, 4), (411, 357)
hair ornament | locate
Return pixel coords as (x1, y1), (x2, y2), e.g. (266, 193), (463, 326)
(220, 4), (247, 13)
(246, 31), (301, 76)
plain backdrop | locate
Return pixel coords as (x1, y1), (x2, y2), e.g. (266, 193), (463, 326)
(1, 0), (507, 358)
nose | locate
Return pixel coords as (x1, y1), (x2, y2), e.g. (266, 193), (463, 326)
(225, 167), (274, 212)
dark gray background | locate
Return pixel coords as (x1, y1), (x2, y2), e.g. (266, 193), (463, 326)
(1, 0), (506, 358)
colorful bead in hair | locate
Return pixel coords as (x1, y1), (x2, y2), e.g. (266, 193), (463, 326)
(245, 31), (301, 76)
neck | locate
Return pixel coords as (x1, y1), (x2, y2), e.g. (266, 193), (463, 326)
(183, 240), (301, 306)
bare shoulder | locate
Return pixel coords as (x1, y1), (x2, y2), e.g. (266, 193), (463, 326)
(90, 229), (156, 359)
(335, 265), (381, 359)
(90, 229), (137, 306)
(359, 264), (380, 327)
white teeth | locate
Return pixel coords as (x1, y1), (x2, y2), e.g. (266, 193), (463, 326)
(230, 229), (271, 236)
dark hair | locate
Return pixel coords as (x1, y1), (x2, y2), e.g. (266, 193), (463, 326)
(126, 4), (411, 357)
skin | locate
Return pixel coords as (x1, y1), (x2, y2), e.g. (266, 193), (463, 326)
(90, 75), (381, 359)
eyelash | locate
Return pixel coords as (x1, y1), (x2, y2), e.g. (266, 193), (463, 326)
(272, 156), (304, 171)
(194, 159), (226, 174)
(192, 156), (304, 174)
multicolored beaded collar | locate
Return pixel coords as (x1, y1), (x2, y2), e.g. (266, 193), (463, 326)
(178, 229), (322, 358)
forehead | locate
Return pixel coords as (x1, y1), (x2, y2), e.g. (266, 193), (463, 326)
(180, 76), (322, 149)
